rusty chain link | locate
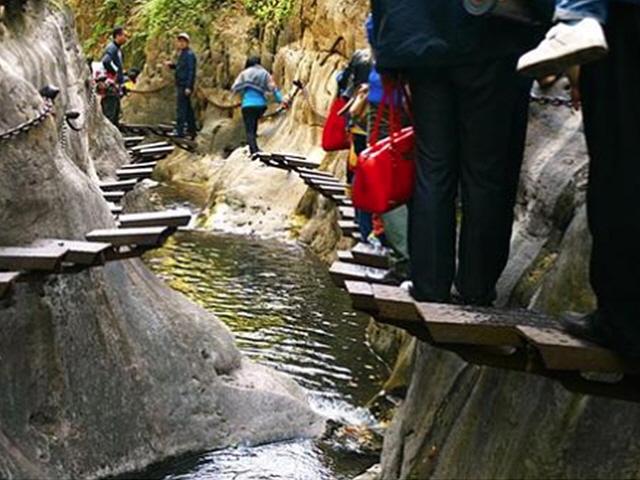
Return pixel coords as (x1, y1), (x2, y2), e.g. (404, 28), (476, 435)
(529, 94), (574, 109)
(0, 99), (55, 142)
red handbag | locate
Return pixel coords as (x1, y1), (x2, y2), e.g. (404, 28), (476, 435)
(352, 84), (416, 214)
(322, 97), (351, 152)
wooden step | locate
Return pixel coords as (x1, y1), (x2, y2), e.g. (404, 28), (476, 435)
(0, 246), (68, 272)
(116, 168), (154, 180)
(272, 152), (306, 161)
(0, 272), (21, 298)
(118, 209), (192, 229)
(338, 207), (355, 219)
(102, 191), (126, 203)
(329, 261), (391, 288)
(297, 167), (334, 178)
(119, 161), (158, 170)
(337, 250), (355, 264)
(136, 146), (175, 157)
(299, 172), (342, 183)
(345, 281), (377, 312)
(339, 220), (359, 235)
(352, 242), (390, 269)
(332, 195), (352, 206)
(123, 136), (145, 147)
(86, 227), (173, 248)
(98, 179), (139, 192)
(315, 184), (347, 196)
(31, 239), (112, 266)
(130, 141), (170, 153)
(108, 203), (123, 215)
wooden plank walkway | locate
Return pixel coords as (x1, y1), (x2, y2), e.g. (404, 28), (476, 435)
(343, 280), (640, 402)
(116, 168), (154, 181)
(118, 210), (192, 229)
(98, 179), (138, 192)
(31, 239), (111, 267)
(102, 191), (126, 203)
(86, 227), (172, 247)
(0, 272), (21, 299)
(130, 141), (170, 153)
(329, 261), (393, 288)
(119, 161), (158, 170)
(124, 136), (145, 148)
(0, 246), (68, 272)
(351, 242), (390, 269)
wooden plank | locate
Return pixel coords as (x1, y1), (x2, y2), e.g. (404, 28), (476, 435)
(299, 172), (342, 183)
(124, 136), (145, 147)
(373, 285), (421, 323)
(416, 303), (530, 348)
(339, 207), (356, 219)
(281, 157), (321, 170)
(297, 167), (334, 178)
(137, 146), (175, 157)
(345, 281), (377, 312)
(108, 203), (123, 215)
(116, 168), (154, 180)
(329, 261), (391, 288)
(119, 161), (158, 170)
(0, 246), (68, 272)
(351, 242), (390, 269)
(102, 191), (126, 203)
(518, 326), (632, 373)
(305, 178), (347, 189)
(315, 184), (347, 196)
(86, 227), (172, 247)
(118, 209), (192, 229)
(272, 152), (306, 161)
(32, 239), (111, 266)
(0, 272), (21, 298)
(130, 141), (170, 152)
(337, 250), (355, 263)
(332, 195), (351, 206)
(98, 179), (138, 192)
(339, 220), (359, 235)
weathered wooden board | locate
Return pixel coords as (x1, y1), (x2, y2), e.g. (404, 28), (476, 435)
(102, 191), (126, 203)
(272, 152), (306, 161)
(123, 136), (145, 147)
(299, 173), (342, 184)
(137, 146), (175, 157)
(416, 303), (534, 348)
(332, 195), (352, 206)
(281, 157), (321, 170)
(297, 167), (334, 178)
(116, 168), (154, 180)
(329, 261), (391, 288)
(98, 179), (138, 192)
(518, 326), (632, 373)
(315, 184), (347, 196)
(32, 239), (111, 266)
(338, 207), (356, 220)
(119, 161), (158, 170)
(130, 141), (170, 152)
(373, 285), (421, 323)
(0, 246), (68, 272)
(339, 220), (359, 235)
(118, 210), (192, 229)
(306, 178), (348, 189)
(108, 203), (123, 215)
(345, 281), (376, 312)
(351, 242), (390, 269)
(86, 227), (172, 247)
(0, 272), (21, 298)
(337, 250), (355, 264)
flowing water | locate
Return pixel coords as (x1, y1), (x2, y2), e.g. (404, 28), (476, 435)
(142, 230), (388, 480)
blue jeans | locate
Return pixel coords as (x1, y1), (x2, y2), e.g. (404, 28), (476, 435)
(555, 0), (608, 24)
(176, 86), (197, 136)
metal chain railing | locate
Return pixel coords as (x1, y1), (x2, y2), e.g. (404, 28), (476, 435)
(529, 94), (574, 109)
(0, 99), (55, 142)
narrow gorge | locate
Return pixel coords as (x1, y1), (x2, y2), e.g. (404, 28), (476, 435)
(1, 0), (640, 479)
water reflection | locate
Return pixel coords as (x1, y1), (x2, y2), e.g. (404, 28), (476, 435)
(145, 231), (387, 479)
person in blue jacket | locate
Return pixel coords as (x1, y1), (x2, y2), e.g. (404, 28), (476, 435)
(371, 0), (544, 306)
(557, 0), (640, 359)
(100, 26), (127, 126)
(232, 56), (283, 155)
(166, 33), (197, 139)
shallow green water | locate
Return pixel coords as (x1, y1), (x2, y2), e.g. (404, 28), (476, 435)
(144, 231), (388, 480)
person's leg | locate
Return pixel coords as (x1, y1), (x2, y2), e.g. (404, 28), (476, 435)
(577, 2), (640, 357)
(518, 0), (609, 77)
(185, 95), (197, 137)
(101, 91), (119, 126)
(454, 55), (531, 305)
(555, 0), (608, 24)
(408, 70), (458, 303)
(352, 133), (374, 240)
(176, 87), (187, 137)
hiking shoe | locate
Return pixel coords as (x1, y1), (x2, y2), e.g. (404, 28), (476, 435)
(561, 311), (608, 346)
(517, 18), (608, 78)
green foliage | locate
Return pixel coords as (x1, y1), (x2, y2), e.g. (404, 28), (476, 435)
(242, 0), (294, 23)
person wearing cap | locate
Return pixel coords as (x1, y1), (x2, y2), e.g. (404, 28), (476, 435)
(166, 33), (197, 139)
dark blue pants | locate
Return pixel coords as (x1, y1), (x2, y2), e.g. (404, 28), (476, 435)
(176, 86), (196, 137)
(408, 56), (532, 304)
(555, 0), (608, 23)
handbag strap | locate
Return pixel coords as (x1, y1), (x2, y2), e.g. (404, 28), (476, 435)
(370, 79), (404, 146)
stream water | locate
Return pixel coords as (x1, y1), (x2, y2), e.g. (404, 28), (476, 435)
(142, 230), (388, 480)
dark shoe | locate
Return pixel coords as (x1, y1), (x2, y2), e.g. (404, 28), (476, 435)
(561, 311), (610, 348)
(409, 286), (451, 304)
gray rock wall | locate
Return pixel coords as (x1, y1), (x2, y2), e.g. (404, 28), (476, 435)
(0, 3), (323, 479)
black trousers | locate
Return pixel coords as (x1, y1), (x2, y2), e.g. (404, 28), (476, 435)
(581, 3), (640, 355)
(409, 56), (531, 304)
(101, 92), (121, 127)
(176, 87), (197, 137)
(242, 106), (267, 154)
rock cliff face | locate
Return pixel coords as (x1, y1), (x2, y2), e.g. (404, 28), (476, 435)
(0, 3), (323, 479)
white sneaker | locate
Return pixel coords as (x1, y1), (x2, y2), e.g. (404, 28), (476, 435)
(517, 18), (608, 78)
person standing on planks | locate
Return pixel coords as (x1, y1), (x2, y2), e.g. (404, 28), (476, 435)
(100, 26), (127, 127)
(166, 33), (198, 139)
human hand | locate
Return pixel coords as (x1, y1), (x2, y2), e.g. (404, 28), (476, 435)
(185, 89), (192, 96)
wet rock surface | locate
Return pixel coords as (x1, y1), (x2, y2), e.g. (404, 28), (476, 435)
(0, 4), (323, 479)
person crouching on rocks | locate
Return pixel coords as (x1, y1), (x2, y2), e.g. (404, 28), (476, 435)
(232, 56), (284, 156)
(165, 33), (198, 139)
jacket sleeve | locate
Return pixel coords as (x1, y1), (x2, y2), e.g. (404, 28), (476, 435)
(186, 53), (197, 90)
(101, 46), (117, 74)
